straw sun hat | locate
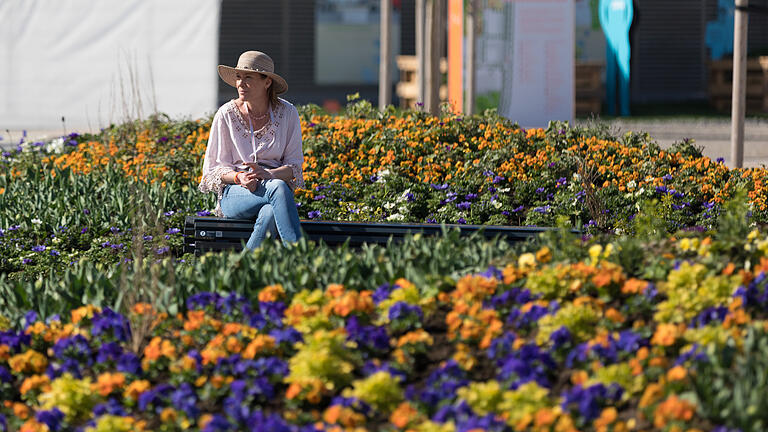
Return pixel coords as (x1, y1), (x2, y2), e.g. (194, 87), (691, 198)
(218, 51), (288, 94)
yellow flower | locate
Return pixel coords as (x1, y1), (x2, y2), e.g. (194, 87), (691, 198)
(588, 244), (603, 264)
(39, 373), (98, 422)
(518, 253), (536, 271)
(85, 415), (144, 432)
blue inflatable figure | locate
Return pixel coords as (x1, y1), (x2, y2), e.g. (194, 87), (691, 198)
(705, 0), (734, 60)
(599, 0), (633, 116)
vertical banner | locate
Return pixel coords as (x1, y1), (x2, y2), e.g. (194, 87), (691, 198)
(500, 0), (575, 128)
(447, 0), (464, 113)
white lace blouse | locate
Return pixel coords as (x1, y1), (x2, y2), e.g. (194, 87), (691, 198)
(198, 98), (305, 216)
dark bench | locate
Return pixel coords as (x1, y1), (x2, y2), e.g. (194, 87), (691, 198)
(184, 216), (560, 255)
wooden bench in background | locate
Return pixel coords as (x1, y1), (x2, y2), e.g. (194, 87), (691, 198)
(184, 216), (560, 255)
(395, 56), (448, 109)
(708, 57), (768, 114)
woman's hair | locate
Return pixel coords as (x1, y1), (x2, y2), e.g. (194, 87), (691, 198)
(263, 74), (279, 107)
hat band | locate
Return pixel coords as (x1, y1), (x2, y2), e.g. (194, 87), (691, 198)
(238, 65), (272, 73)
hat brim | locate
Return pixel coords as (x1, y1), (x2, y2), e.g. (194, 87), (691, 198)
(217, 65), (288, 95)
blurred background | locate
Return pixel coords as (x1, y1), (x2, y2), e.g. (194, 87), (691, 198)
(2, 0), (768, 164)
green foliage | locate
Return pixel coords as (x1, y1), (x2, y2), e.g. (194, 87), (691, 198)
(693, 327), (768, 432)
(0, 230), (525, 323)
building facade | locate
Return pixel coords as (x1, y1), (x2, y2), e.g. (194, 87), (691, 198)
(218, 0), (768, 108)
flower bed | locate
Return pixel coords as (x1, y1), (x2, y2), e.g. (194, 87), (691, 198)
(2, 215), (768, 431)
(3, 102), (768, 282)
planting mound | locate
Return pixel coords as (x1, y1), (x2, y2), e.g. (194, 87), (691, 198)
(2, 216), (768, 431)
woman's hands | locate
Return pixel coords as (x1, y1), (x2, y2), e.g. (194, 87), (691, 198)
(237, 163), (274, 192)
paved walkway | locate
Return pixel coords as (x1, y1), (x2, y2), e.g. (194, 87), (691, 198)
(590, 118), (768, 168)
(4, 119), (768, 168)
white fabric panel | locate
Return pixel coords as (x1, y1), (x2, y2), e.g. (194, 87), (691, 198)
(499, 0), (575, 128)
(0, 0), (220, 132)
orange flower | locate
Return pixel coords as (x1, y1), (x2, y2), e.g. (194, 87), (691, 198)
(390, 402), (420, 428)
(94, 372), (126, 396)
(160, 407), (177, 422)
(71, 304), (101, 324)
(132, 303), (154, 315)
(571, 370), (588, 385)
(593, 407), (618, 429)
(184, 310), (206, 331)
(397, 329), (434, 347)
(124, 379), (151, 400)
(534, 408), (558, 427)
(651, 323), (682, 346)
(286, 382), (302, 400)
(622, 278), (648, 295)
(20, 374), (51, 395)
(604, 308), (625, 323)
(325, 283), (346, 298)
(639, 382), (664, 408)
(222, 322), (243, 336)
(143, 337), (176, 362)
(258, 284), (285, 302)
(723, 262), (736, 276)
(653, 394), (696, 428)
(0, 344), (9, 361)
(8, 350), (48, 374)
(13, 402), (30, 420)
(226, 336), (243, 353)
(629, 358), (643, 375)
(535, 247), (552, 264)
(637, 346), (650, 360)
(242, 335), (276, 359)
(666, 365), (687, 381)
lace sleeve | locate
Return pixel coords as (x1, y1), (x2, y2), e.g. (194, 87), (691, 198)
(198, 165), (234, 196)
(282, 104), (305, 190)
(199, 109), (236, 197)
(286, 163), (305, 190)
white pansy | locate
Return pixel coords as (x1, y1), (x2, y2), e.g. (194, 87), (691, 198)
(386, 213), (405, 221)
(376, 169), (391, 183)
(626, 180), (636, 190)
(383, 202), (396, 210)
(31, 218), (42, 225)
(46, 137), (65, 154)
(493, 201), (503, 209)
(497, 187), (510, 193)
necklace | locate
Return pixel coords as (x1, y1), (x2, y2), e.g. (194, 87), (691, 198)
(242, 102), (268, 122)
(249, 112), (268, 121)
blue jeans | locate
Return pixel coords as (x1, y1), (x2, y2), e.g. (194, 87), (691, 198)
(220, 179), (303, 249)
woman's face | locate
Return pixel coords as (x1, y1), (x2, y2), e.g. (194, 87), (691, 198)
(236, 72), (272, 99)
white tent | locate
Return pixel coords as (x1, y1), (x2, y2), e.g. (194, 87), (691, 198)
(0, 0), (220, 134)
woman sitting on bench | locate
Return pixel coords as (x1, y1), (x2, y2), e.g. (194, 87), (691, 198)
(198, 50), (304, 249)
